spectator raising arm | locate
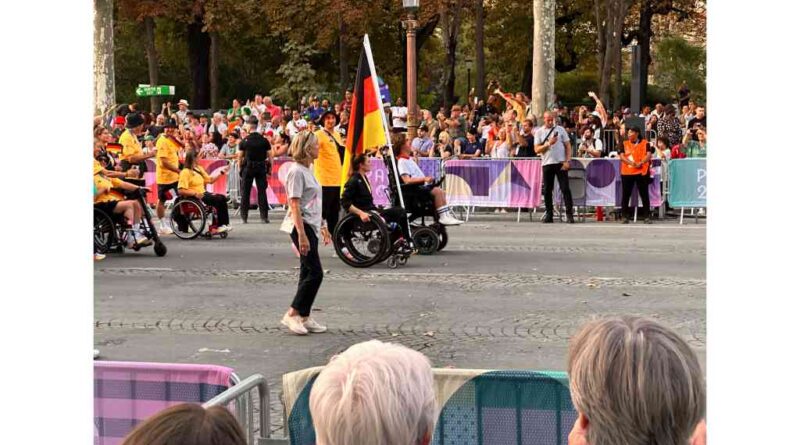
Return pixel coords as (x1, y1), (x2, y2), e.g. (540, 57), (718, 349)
(587, 91), (608, 128)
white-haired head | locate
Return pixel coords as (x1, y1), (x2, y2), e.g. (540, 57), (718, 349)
(310, 340), (435, 445)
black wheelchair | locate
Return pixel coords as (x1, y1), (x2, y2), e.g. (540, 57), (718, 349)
(93, 187), (168, 257)
(399, 179), (449, 255)
(332, 149), (450, 268)
(169, 196), (228, 240)
(333, 211), (414, 269)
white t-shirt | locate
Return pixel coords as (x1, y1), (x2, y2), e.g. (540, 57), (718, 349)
(491, 141), (509, 158)
(533, 125), (570, 166)
(287, 119), (308, 138)
(390, 106), (408, 129)
(398, 157), (425, 179)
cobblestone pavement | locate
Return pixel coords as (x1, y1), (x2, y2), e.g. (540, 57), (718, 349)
(94, 212), (705, 434)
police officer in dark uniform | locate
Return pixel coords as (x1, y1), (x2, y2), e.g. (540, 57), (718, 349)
(238, 117), (271, 223)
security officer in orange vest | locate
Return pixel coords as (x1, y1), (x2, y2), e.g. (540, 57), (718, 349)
(619, 126), (654, 224)
(313, 110), (346, 231)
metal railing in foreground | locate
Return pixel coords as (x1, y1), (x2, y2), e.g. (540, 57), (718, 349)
(203, 373), (289, 445)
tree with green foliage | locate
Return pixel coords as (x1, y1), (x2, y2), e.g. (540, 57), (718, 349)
(272, 41), (321, 108)
(653, 35), (706, 103)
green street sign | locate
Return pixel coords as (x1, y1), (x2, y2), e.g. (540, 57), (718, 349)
(135, 85), (175, 97)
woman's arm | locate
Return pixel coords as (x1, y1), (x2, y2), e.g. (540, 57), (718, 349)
(289, 198), (305, 234)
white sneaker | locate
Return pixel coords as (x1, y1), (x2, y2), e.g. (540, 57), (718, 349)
(158, 225), (174, 235)
(133, 231), (153, 247)
(494, 208), (500, 213)
(216, 225), (229, 233)
(438, 213), (464, 226)
(281, 313), (308, 335)
(500, 209), (508, 214)
(224, 225), (233, 232)
(94, 253), (106, 261)
(303, 317), (327, 333)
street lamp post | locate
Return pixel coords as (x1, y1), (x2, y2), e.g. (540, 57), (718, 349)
(403, 0), (419, 140)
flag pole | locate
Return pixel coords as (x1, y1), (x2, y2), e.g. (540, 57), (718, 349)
(363, 34), (407, 212)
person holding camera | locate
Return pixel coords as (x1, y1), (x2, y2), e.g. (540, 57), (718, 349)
(535, 111), (574, 224)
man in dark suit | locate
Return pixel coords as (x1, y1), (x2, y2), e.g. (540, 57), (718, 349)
(341, 154), (410, 241)
(238, 118), (272, 223)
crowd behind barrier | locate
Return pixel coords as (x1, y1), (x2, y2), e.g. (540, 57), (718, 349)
(150, 156), (705, 216)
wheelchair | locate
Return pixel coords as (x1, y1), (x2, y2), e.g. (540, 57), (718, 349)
(333, 211), (413, 269)
(93, 187), (168, 257)
(169, 196), (228, 240)
(399, 180), (449, 255)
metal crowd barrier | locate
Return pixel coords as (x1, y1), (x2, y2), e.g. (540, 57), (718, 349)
(203, 373), (289, 445)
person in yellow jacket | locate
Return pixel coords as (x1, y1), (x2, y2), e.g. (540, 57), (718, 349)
(118, 113), (155, 177)
(155, 118), (182, 234)
(313, 110), (346, 231)
(619, 126), (654, 224)
(177, 150), (232, 234)
(93, 159), (152, 247)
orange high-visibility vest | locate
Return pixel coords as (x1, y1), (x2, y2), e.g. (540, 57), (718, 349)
(620, 139), (650, 176)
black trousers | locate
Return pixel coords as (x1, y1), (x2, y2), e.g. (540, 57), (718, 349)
(289, 223), (323, 317)
(202, 192), (229, 226)
(620, 174), (651, 220)
(542, 163), (573, 216)
(241, 165), (269, 220)
(322, 186), (341, 232)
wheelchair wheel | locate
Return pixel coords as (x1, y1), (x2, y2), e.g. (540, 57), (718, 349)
(436, 225), (448, 251)
(170, 199), (206, 240)
(334, 213), (391, 268)
(412, 226), (440, 255)
(94, 209), (116, 254)
(154, 241), (167, 257)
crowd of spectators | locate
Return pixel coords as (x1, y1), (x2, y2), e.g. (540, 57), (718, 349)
(94, 86), (705, 176)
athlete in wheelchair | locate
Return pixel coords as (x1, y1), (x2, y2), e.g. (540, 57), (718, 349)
(93, 159), (167, 256)
(335, 153), (414, 269)
(391, 133), (463, 254)
(170, 149), (232, 239)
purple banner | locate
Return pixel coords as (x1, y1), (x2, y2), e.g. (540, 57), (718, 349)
(443, 159), (543, 207)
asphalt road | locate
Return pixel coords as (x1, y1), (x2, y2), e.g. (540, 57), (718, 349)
(94, 211), (705, 432)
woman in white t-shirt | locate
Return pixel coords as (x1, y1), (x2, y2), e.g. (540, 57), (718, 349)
(280, 130), (331, 336)
(490, 128), (510, 158)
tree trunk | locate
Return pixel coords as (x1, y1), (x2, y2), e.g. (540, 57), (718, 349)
(614, 0), (628, 110)
(594, 0), (606, 82)
(187, 17), (211, 109)
(475, 0), (486, 101)
(531, 0), (555, 119)
(613, 39), (623, 110)
(598, 0), (616, 106)
(338, 13), (348, 95)
(441, 1), (463, 109)
(209, 32), (219, 109)
(637, 0), (654, 104)
(93, 0), (116, 117)
(143, 16), (160, 113)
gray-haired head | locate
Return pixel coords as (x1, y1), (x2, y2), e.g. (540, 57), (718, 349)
(310, 340), (435, 445)
(567, 316), (705, 445)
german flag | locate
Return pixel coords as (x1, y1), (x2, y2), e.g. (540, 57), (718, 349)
(340, 44), (388, 191)
(106, 142), (123, 155)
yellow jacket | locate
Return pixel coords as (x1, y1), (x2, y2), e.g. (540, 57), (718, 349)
(313, 129), (345, 187)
